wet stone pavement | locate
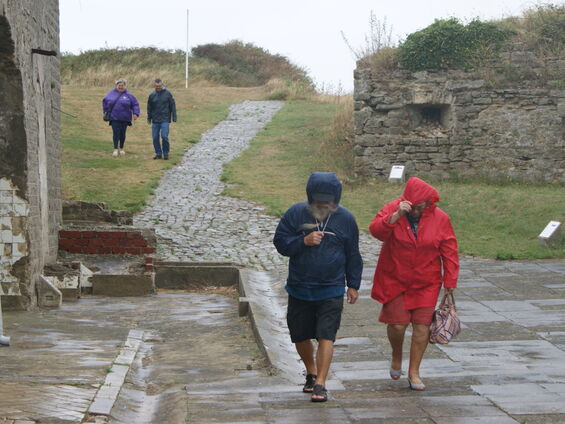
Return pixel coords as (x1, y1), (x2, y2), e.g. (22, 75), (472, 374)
(2, 100), (565, 423)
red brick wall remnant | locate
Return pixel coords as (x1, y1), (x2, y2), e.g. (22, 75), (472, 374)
(58, 228), (156, 255)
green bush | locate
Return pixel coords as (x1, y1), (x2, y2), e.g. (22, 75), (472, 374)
(397, 18), (509, 71)
(192, 40), (313, 87)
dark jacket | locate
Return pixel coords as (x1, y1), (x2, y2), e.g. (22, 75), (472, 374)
(147, 88), (177, 123)
(273, 172), (363, 301)
(102, 89), (140, 122)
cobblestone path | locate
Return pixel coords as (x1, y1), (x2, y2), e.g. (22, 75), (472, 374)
(135, 100), (380, 269)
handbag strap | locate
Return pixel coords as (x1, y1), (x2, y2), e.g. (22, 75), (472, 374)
(107, 91), (123, 114)
(440, 292), (456, 309)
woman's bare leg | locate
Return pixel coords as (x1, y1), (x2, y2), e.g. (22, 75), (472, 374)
(387, 324), (408, 371)
(408, 324), (430, 384)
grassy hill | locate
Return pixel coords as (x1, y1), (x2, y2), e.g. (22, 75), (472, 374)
(61, 40), (313, 90)
(60, 38), (565, 260)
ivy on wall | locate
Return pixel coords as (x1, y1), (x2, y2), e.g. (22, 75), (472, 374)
(397, 18), (509, 71)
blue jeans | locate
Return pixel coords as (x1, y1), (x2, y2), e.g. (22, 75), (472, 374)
(152, 122), (170, 156)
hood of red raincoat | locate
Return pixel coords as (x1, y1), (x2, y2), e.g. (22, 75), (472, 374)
(401, 177), (440, 206)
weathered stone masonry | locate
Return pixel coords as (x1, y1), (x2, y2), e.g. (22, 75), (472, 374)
(1, 1), (61, 309)
(354, 49), (565, 183)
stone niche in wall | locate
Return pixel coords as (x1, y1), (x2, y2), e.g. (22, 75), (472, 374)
(353, 50), (565, 184)
(406, 104), (452, 129)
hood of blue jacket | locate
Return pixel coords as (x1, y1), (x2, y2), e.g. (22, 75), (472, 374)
(306, 172), (342, 204)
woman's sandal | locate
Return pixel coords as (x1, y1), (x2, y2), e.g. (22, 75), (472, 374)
(390, 367), (402, 380)
(311, 384), (328, 402)
(408, 377), (426, 391)
(302, 374), (317, 393)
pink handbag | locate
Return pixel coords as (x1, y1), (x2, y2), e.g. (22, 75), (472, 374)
(429, 292), (461, 344)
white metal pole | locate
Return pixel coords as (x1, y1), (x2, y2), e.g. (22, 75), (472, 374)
(185, 9), (189, 89)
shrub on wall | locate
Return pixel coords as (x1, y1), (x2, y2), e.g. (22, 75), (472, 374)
(397, 18), (509, 71)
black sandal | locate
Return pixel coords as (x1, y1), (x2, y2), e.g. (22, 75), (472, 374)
(302, 374), (317, 393)
(311, 384), (328, 402)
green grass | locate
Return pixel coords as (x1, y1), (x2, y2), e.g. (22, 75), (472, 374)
(61, 85), (267, 212)
(223, 100), (565, 260)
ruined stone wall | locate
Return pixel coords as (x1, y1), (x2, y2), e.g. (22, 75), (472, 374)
(0, 1), (61, 309)
(354, 49), (565, 183)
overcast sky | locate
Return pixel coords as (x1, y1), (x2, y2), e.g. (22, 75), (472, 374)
(59, 0), (547, 92)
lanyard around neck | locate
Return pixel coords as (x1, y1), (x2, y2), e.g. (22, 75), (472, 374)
(316, 214), (332, 232)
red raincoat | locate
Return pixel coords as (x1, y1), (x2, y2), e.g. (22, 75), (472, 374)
(370, 177), (459, 309)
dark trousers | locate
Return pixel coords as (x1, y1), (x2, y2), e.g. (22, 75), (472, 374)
(111, 121), (129, 149)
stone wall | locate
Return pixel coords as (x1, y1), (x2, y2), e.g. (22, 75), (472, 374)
(354, 49), (565, 183)
(0, 1), (61, 309)
(63, 201), (134, 226)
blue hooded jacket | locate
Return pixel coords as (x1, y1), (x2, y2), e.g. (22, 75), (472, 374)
(273, 172), (363, 301)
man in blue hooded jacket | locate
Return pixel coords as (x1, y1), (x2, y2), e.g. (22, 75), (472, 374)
(273, 172), (363, 402)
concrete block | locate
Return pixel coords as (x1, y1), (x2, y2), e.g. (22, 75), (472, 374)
(239, 296), (249, 317)
(38, 276), (62, 308)
(0, 178), (13, 190)
(154, 262), (239, 289)
(538, 221), (562, 246)
(91, 274), (155, 296)
(79, 262), (94, 288)
(43, 263), (82, 301)
(0, 204), (12, 215)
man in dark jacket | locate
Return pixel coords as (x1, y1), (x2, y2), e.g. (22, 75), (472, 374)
(147, 78), (177, 160)
(273, 172), (363, 402)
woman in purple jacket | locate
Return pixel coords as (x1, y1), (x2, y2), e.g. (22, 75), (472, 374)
(102, 79), (140, 157)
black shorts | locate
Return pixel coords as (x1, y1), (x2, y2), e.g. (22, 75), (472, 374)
(287, 295), (344, 343)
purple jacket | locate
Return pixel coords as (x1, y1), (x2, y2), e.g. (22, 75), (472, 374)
(102, 89), (140, 122)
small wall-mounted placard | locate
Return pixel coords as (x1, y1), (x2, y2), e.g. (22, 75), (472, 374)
(538, 221), (561, 246)
(389, 165), (405, 183)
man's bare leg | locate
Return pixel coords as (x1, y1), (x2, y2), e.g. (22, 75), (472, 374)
(311, 338), (334, 400)
(408, 324), (430, 384)
(295, 339), (317, 376)
(387, 324), (408, 371)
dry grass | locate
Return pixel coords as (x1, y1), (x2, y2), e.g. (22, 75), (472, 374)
(497, 4), (565, 57)
(357, 47), (399, 73)
(62, 43), (313, 89)
(319, 96), (355, 177)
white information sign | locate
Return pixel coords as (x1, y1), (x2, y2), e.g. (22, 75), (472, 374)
(538, 221), (561, 245)
(388, 165), (405, 183)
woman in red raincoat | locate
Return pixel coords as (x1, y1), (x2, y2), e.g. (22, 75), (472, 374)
(370, 177), (459, 390)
